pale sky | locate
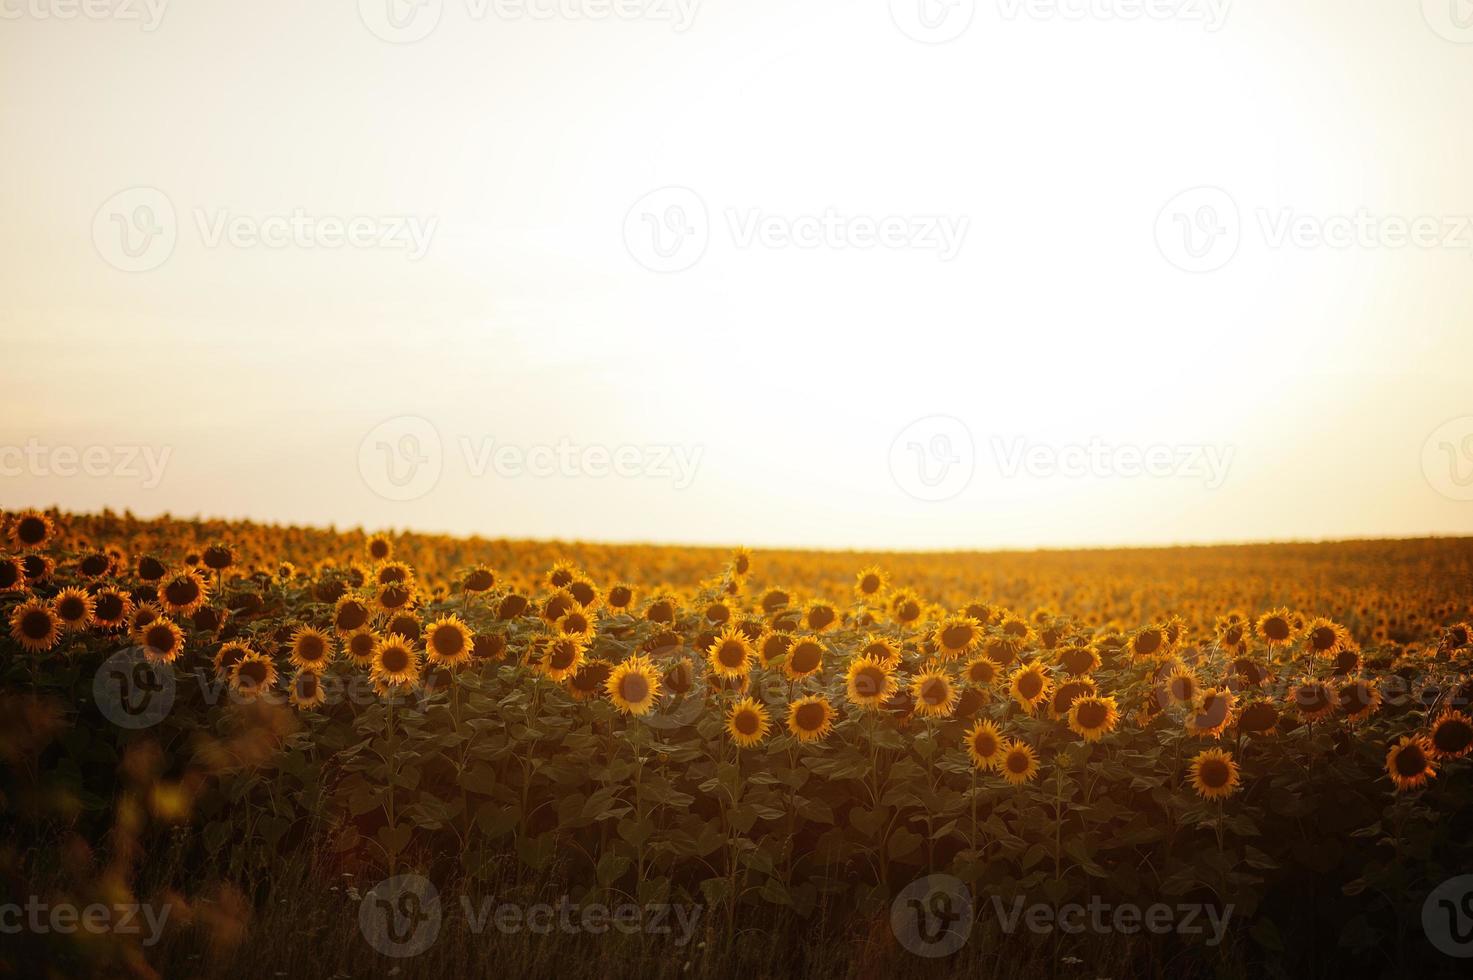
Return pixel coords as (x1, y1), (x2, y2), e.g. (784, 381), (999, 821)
(2, 1), (1472, 550)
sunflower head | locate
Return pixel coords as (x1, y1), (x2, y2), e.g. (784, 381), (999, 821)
(965, 719), (1005, 770)
(1430, 712), (1473, 760)
(1335, 679), (1381, 722)
(845, 655), (895, 709)
(912, 670), (958, 718)
(803, 601), (837, 633)
(1386, 735), (1436, 792)
(343, 628), (381, 667)
(727, 697), (771, 748)
(289, 626), (334, 671)
(289, 670), (327, 710)
(372, 634), (422, 689)
(1068, 695), (1119, 742)
(786, 695), (836, 743)
(1009, 662), (1052, 712)
(52, 588), (96, 632)
(333, 595), (372, 634)
(934, 614), (983, 658)
(1188, 748), (1240, 801)
(160, 569), (209, 615)
(568, 659), (613, 702)
(540, 634), (586, 682)
(8, 510), (53, 550)
(1303, 618), (1349, 658)
(230, 651), (278, 700)
(1256, 608), (1296, 647)
(1000, 739), (1040, 786)
(366, 535), (393, 561)
(425, 616), (473, 667)
(1186, 688), (1236, 737)
(9, 599), (61, 654)
(140, 617), (184, 664)
(707, 626), (754, 679)
(607, 656), (661, 716)
(854, 565), (887, 601)
(784, 637), (825, 680)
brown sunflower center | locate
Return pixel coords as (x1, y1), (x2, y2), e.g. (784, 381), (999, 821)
(1394, 743), (1428, 777)
(1075, 700), (1108, 729)
(920, 677), (950, 705)
(619, 672), (650, 704)
(1433, 720), (1473, 754)
(790, 643), (821, 673)
(794, 701), (826, 731)
(380, 646), (410, 673)
(733, 710), (759, 736)
(432, 625), (465, 655)
(21, 609), (53, 639)
(1198, 759), (1231, 788)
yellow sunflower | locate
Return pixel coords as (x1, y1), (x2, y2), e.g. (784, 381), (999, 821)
(289, 626), (335, 672)
(540, 634), (586, 682)
(604, 583), (636, 612)
(139, 617), (184, 664)
(965, 719), (1006, 770)
(1185, 688), (1236, 737)
(230, 652), (278, 700)
(372, 634), (422, 688)
(1256, 608), (1296, 647)
(803, 600), (838, 633)
(1068, 695), (1120, 742)
(366, 534), (393, 561)
(962, 654), (1002, 690)
(912, 670), (958, 718)
(999, 739), (1040, 786)
(9, 599), (61, 653)
(289, 670), (327, 710)
(333, 595), (372, 634)
(1302, 618), (1350, 658)
(568, 659), (613, 702)
(1164, 666), (1198, 705)
(1429, 712), (1473, 760)
(1385, 735), (1436, 792)
(342, 628), (380, 668)
(1188, 748), (1240, 801)
(1292, 680), (1335, 722)
(8, 510), (53, 550)
(784, 636), (825, 681)
(1335, 678), (1381, 722)
(159, 569), (209, 616)
(214, 641), (253, 680)
(854, 565), (888, 601)
(1009, 662), (1052, 712)
(90, 588), (133, 630)
(933, 614), (983, 659)
(707, 626), (755, 680)
(51, 587), (96, 632)
(845, 655), (895, 709)
(425, 615), (474, 668)
(607, 656), (661, 715)
(727, 697), (772, 748)
(786, 695), (836, 743)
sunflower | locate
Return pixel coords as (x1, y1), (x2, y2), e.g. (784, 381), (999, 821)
(1292, 680), (1335, 722)
(51, 587), (95, 632)
(756, 630), (792, 667)
(1128, 625), (1168, 660)
(845, 655), (895, 709)
(965, 719), (1006, 770)
(786, 695), (836, 742)
(140, 617), (184, 664)
(0, 556), (26, 592)
(1429, 711), (1473, 760)
(568, 577), (599, 609)
(374, 560), (415, 587)
(229, 651), (277, 700)
(706, 626), (754, 680)
(342, 628), (380, 667)
(372, 634), (422, 688)
(982, 635), (1023, 668)
(386, 612), (421, 643)
(156, 569), (208, 616)
(288, 626), (334, 672)
(703, 598), (732, 626)
(333, 595), (372, 634)
(1048, 678), (1097, 720)
(1056, 644), (1100, 677)
(289, 670), (327, 709)
(1188, 748), (1240, 801)
(540, 634), (586, 682)
(999, 739), (1040, 786)
(566, 659), (613, 702)
(727, 697), (771, 747)
(1302, 618), (1350, 658)
(607, 655), (661, 716)
(546, 560), (578, 590)
(366, 535), (393, 561)
(1069, 695), (1119, 742)
(1335, 678), (1381, 722)
(1236, 700), (1280, 736)
(8, 510), (53, 550)
(425, 616), (473, 667)
(1186, 688), (1236, 737)
(729, 546), (753, 579)
(854, 565), (887, 601)
(912, 670), (958, 718)
(90, 588), (133, 630)
(604, 583), (636, 612)
(662, 655), (695, 695)
(1009, 662), (1052, 712)
(758, 587), (792, 615)
(9, 599), (61, 653)
(374, 581), (415, 613)
(1164, 667), (1198, 705)
(961, 653), (1002, 691)
(497, 592), (531, 620)
(21, 554), (54, 585)
(933, 614), (983, 659)
(784, 636), (825, 681)
(214, 641), (253, 679)
(803, 600), (838, 633)
(1230, 657), (1269, 688)
(890, 589), (924, 627)
(1256, 608), (1296, 647)
(1385, 735), (1437, 792)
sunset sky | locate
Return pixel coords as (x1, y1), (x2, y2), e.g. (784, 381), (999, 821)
(3, 1), (1472, 550)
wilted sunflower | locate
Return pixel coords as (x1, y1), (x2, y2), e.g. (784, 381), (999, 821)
(289, 670), (327, 710)
(90, 588), (133, 630)
(854, 565), (887, 601)
(540, 635), (586, 682)
(1385, 735), (1436, 792)
(1429, 711), (1473, 760)
(159, 569), (209, 616)
(230, 651), (277, 700)
(1188, 748), (1240, 801)
(784, 637), (825, 681)
(912, 670), (958, 718)
(707, 626), (754, 680)
(333, 595), (372, 634)
(965, 719), (1006, 770)
(140, 617), (184, 664)
(8, 510), (53, 550)
(727, 697), (772, 748)
(607, 655), (661, 716)
(9, 599), (61, 653)
(568, 659), (613, 701)
(1335, 678), (1381, 722)
(425, 616), (473, 668)
(289, 626), (334, 672)
(934, 614), (983, 659)
(1069, 695), (1120, 742)
(845, 655), (895, 709)
(342, 628), (380, 668)
(999, 739), (1040, 786)
(1186, 689), (1236, 737)
(1292, 680), (1335, 722)
(1302, 618), (1350, 658)
(51, 587), (95, 632)
(1256, 608), (1296, 647)
(1009, 662), (1052, 712)
(786, 695), (836, 742)
(372, 634), (422, 688)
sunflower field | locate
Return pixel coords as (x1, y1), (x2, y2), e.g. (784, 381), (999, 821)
(3, 507), (1473, 978)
